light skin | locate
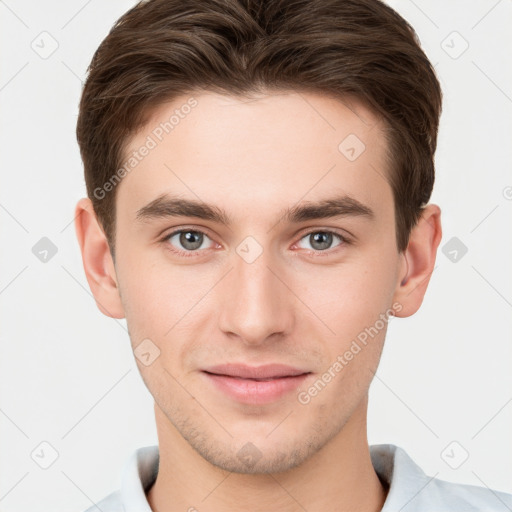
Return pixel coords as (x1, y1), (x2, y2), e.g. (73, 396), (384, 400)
(75, 91), (442, 512)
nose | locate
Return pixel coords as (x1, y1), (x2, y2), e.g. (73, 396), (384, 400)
(217, 246), (295, 346)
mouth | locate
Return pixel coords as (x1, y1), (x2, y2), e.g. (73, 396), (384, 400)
(201, 364), (312, 404)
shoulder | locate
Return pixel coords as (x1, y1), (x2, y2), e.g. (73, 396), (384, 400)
(81, 445), (159, 512)
(425, 477), (512, 511)
(371, 444), (512, 512)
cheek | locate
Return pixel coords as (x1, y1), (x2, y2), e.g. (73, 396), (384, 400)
(296, 264), (392, 410)
(116, 256), (176, 343)
(116, 251), (217, 349)
(299, 254), (396, 341)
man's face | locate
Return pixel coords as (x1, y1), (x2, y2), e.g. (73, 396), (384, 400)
(113, 91), (404, 473)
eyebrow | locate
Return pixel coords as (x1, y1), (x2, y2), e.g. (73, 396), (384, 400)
(135, 193), (375, 225)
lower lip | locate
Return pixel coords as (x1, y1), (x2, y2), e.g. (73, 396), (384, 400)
(202, 372), (311, 404)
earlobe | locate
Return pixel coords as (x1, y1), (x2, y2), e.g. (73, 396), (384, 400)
(392, 204), (442, 318)
(74, 198), (125, 319)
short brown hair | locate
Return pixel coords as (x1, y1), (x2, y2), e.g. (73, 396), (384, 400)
(76, 0), (442, 255)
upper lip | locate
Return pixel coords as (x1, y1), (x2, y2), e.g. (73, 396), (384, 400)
(203, 363), (309, 379)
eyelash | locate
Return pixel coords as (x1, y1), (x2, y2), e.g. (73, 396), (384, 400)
(160, 227), (351, 258)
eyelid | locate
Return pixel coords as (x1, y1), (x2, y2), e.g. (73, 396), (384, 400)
(295, 226), (352, 243)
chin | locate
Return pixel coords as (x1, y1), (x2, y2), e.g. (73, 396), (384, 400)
(181, 422), (336, 475)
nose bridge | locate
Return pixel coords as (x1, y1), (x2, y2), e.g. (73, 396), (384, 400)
(218, 240), (293, 344)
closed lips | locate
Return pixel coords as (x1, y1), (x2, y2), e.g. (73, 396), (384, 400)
(202, 363), (310, 380)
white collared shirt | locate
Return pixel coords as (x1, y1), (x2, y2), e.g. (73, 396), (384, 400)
(84, 444), (512, 511)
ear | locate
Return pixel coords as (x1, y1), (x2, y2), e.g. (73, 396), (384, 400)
(392, 203), (442, 318)
(74, 198), (125, 319)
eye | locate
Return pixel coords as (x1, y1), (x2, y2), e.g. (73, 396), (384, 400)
(160, 227), (350, 258)
(163, 229), (215, 255)
(295, 230), (347, 252)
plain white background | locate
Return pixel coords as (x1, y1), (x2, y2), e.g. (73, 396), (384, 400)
(0, 1), (511, 510)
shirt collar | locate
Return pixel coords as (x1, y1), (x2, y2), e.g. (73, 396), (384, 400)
(370, 443), (432, 511)
(121, 445), (159, 512)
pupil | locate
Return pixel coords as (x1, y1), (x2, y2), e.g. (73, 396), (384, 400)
(311, 232), (332, 250)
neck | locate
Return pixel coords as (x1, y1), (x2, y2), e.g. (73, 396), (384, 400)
(147, 397), (388, 512)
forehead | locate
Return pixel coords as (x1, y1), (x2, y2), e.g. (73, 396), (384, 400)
(117, 90), (393, 225)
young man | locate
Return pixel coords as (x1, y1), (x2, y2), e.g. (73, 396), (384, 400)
(74, 0), (512, 510)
